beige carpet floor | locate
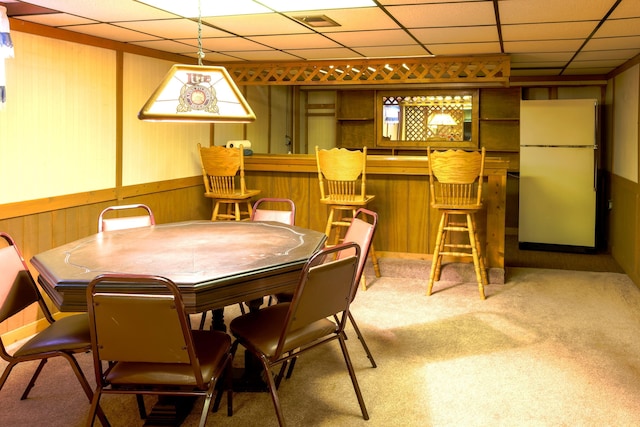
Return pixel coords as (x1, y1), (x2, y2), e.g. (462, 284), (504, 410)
(1, 258), (640, 426)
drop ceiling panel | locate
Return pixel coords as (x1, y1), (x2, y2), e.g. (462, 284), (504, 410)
(504, 40), (585, 53)
(411, 26), (498, 44)
(327, 29), (416, 47)
(498, 0), (613, 24)
(428, 42), (501, 56)
(247, 33), (342, 50)
(202, 13), (310, 36)
(355, 44), (430, 58)
(387, 2), (496, 28)
(60, 23), (161, 42)
(115, 19), (229, 39)
(502, 22), (598, 41)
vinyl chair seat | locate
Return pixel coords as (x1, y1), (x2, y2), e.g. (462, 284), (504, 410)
(13, 313), (90, 357)
(105, 330), (231, 387)
(230, 304), (336, 358)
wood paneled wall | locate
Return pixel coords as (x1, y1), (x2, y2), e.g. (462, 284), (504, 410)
(0, 183), (210, 342)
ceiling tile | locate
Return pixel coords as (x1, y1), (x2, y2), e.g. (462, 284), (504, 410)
(220, 50), (302, 62)
(504, 40), (584, 53)
(355, 44), (431, 57)
(575, 48), (640, 61)
(327, 29), (416, 47)
(247, 33), (341, 50)
(130, 39), (197, 54)
(200, 37), (271, 52)
(21, 0), (178, 21)
(428, 42), (501, 56)
(410, 26), (498, 44)
(510, 68), (565, 76)
(203, 13), (311, 36)
(11, 12), (95, 26)
(609, 0), (640, 19)
(387, 2), (496, 28)
(498, 0), (612, 24)
(510, 52), (574, 62)
(286, 47), (365, 60)
(60, 23), (160, 42)
(502, 22), (598, 41)
(584, 35), (640, 51)
(595, 17), (640, 38)
(115, 19), (229, 39)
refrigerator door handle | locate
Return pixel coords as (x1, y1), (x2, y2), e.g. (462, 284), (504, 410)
(593, 149), (598, 191)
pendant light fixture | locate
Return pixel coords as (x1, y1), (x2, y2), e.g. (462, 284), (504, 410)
(138, 0), (255, 123)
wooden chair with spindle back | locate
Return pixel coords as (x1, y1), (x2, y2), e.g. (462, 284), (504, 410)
(198, 143), (260, 221)
(427, 146), (488, 299)
(315, 146), (380, 286)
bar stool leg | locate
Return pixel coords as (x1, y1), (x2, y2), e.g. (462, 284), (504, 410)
(212, 201), (221, 221)
(427, 212), (447, 296)
(469, 214), (488, 297)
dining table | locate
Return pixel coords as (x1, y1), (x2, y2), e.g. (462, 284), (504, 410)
(31, 220), (327, 314)
(31, 220), (327, 424)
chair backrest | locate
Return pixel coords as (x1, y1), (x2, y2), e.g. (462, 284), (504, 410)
(98, 204), (156, 232)
(250, 198), (296, 225)
(0, 233), (55, 344)
(427, 147), (485, 208)
(275, 242), (360, 358)
(316, 146), (368, 202)
(87, 274), (205, 386)
(337, 208), (378, 297)
(198, 143), (248, 196)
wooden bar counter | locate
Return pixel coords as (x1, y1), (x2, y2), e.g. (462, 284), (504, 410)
(244, 153), (508, 277)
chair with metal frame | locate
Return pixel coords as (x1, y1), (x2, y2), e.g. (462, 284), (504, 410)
(229, 242), (369, 426)
(97, 203), (156, 232)
(427, 146), (488, 299)
(198, 143), (261, 221)
(0, 232), (107, 425)
(250, 197), (296, 225)
(281, 208), (379, 380)
(198, 197), (297, 329)
(85, 273), (233, 427)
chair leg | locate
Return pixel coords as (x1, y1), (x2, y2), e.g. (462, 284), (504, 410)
(20, 359), (47, 400)
(62, 352), (111, 427)
(348, 312), (376, 368)
(324, 207), (335, 238)
(467, 213), (486, 300)
(259, 356), (287, 427)
(338, 334), (369, 420)
(212, 201), (221, 221)
(86, 387), (105, 427)
(245, 201), (253, 220)
(427, 212), (447, 296)
(198, 381), (218, 427)
(135, 394), (147, 419)
(199, 311), (208, 329)
(471, 214), (489, 288)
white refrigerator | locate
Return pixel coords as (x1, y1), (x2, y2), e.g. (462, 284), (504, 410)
(518, 99), (598, 252)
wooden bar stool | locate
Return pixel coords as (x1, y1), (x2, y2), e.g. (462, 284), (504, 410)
(315, 146), (380, 289)
(198, 143), (260, 221)
(427, 147), (488, 299)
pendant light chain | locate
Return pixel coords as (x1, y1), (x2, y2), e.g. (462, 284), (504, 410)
(197, 0), (204, 66)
